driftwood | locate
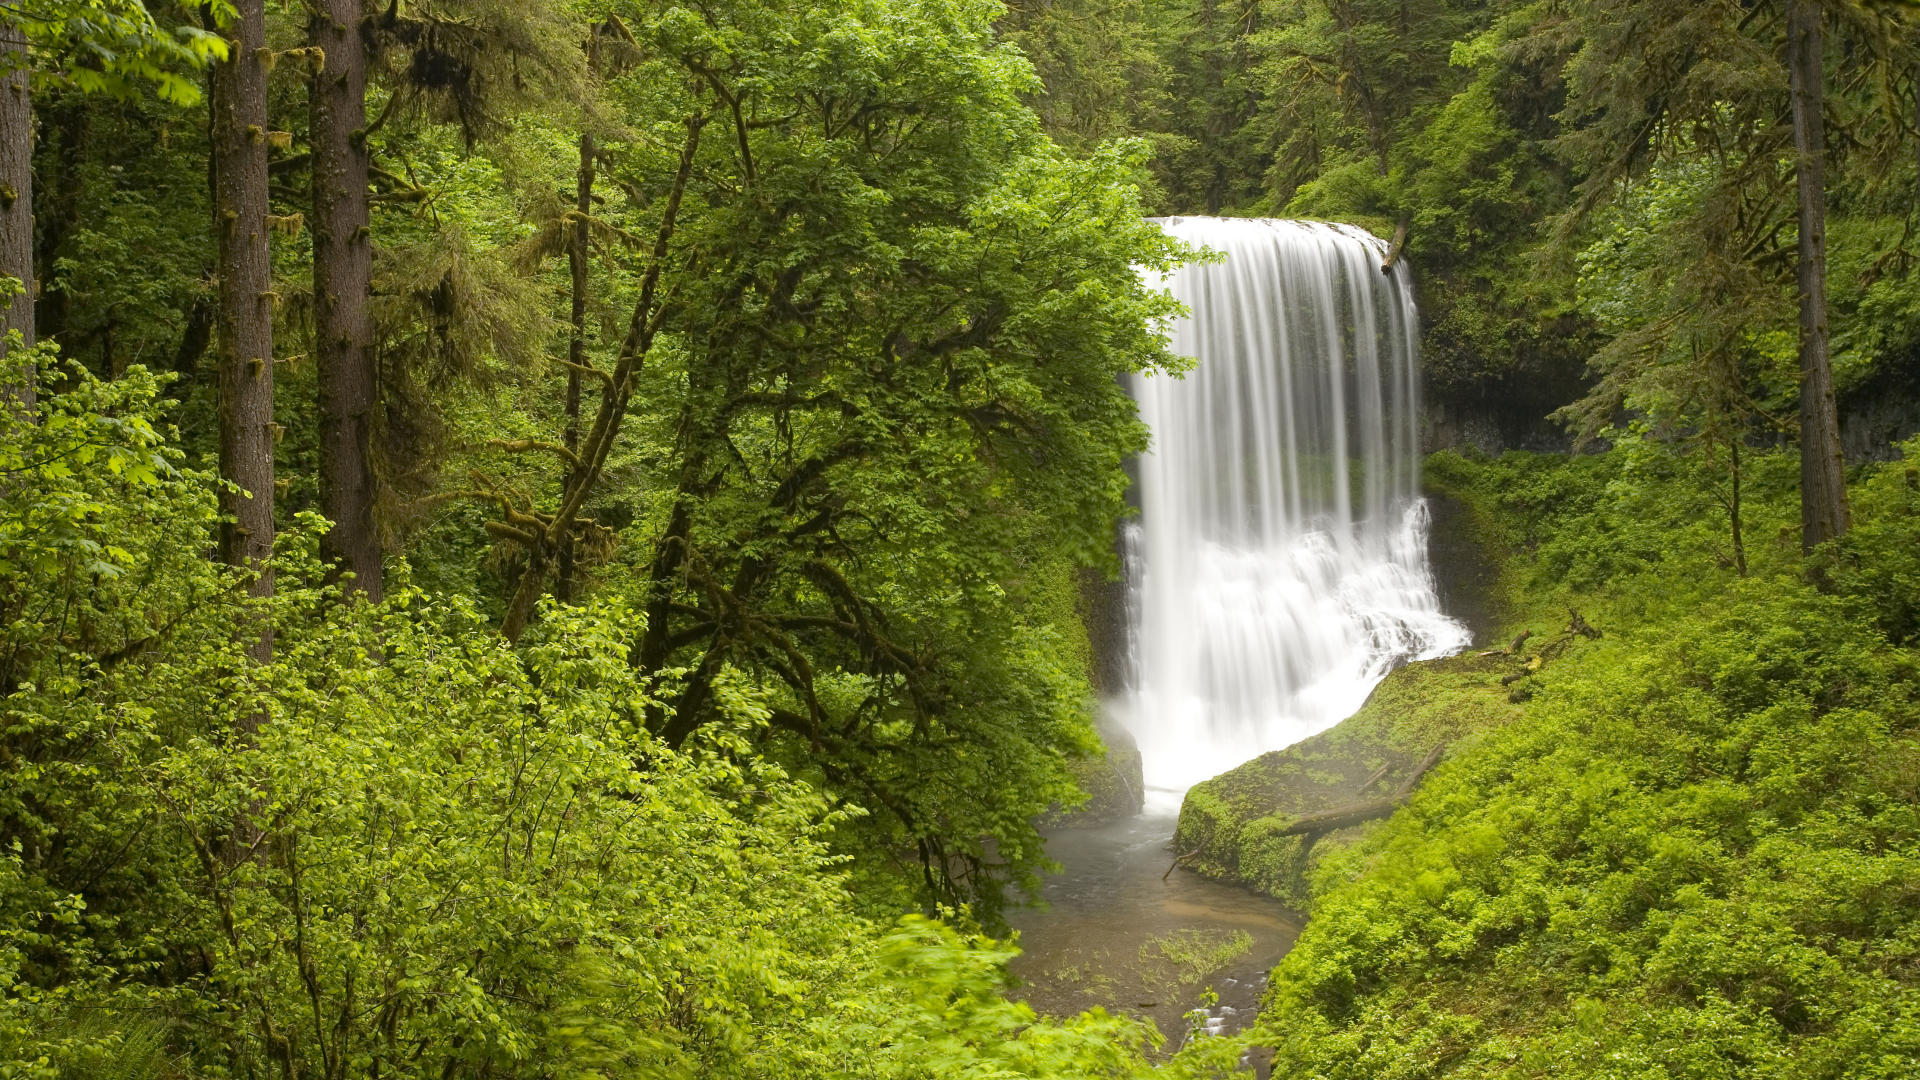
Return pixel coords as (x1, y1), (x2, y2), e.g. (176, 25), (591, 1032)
(1478, 629), (1533, 658)
(1380, 215), (1411, 274)
(1276, 743), (1446, 839)
(1163, 846), (1202, 881)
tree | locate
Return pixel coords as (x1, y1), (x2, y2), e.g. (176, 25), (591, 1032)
(1563, 155), (1779, 577)
(1788, 0), (1850, 549)
(455, 0), (1190, 913)
(996, 0), (1172, 155)
(0, 0), (226, 407)
(0, 3), (29, 413)
(209, 0), (275, 658)
(1547, 0), (1920, 551)
(310, 0), (380, 599)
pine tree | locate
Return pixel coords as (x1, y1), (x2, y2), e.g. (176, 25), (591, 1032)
(1, 1), (32, 413)
(1788, 0), (1850, 549)
(311, 0), (381, 598)
(209, 0), (276, 657)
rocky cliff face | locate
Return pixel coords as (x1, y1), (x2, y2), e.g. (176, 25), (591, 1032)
(1840, 352), (1920, 463)
(1050, 564), (1145, 826)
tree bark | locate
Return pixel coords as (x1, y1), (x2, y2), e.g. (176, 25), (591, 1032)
(1, 2), (33, 414)
(1788, 0), (1850, 551)
(311, 0), (381, 600)
(211, 0), (276, 659)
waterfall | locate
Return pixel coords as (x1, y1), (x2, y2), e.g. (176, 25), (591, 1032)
(1121, 217), (1469, 799)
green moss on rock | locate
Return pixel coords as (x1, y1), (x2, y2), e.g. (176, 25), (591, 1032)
(1050, 716), (1145, 826)
(1172, 650), (1522, 909)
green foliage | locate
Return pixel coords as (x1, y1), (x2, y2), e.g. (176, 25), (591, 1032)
(414, 0), (1198, 916)
(0, 358), (1156, 1079)
(1833, 438), (1920, 644)
(1136, 929), (1252, 989)
(28, 0), (1185, 920)
(997, 0), (1173, 156)
(7, 0), (230, 104)
(16, 0), (1920, 1076)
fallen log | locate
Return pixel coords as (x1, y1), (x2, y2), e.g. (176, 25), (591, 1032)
(1355, 759), (1394, 795)
(1275, 796), (1403, 837)
(1380, 215), (1411, 274)
(1403, 742), (1447, 790)
(1478, 629), (1533, 659)
(1277, 743), (1446, 838)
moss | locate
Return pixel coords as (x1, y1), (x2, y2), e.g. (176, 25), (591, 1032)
(1050, 716), (1145, 825)
(1172, 649), (1525, 909)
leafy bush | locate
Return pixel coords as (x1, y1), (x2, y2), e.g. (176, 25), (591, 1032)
(0, 359), (1155, 1079)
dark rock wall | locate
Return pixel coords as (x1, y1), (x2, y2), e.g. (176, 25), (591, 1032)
(1840, 352), (1920, 463)
(1421, 489), (1501, 648)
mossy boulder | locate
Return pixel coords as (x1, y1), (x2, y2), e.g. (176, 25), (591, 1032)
(1171, 650), (1522, 909)
(1050, 715), (1145, 826)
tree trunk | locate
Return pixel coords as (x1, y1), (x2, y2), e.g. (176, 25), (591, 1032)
(0, 3), (33, 414)
(1788, 0), (1849, 551)
(555, 128), (595, 603)
(211, 0), (276, 659)
(311, 0), (381, 600)
(1729, 439), (1747, 576)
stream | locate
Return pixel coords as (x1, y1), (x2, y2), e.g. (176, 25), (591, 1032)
(1007, 803), (1300, 1054)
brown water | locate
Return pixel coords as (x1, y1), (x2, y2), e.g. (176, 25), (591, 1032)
(1006, 808), (1301, 1054)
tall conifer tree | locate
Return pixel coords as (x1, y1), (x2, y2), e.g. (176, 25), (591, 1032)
(1788, 0), (1850, 549)
(210, 0), (276, 655)
(0, 2), (32, 413)
(311, 0), (380, 598)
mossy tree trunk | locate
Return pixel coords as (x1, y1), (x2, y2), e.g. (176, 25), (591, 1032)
(211, 0), (276, 659)
(1788, 0), (1849, 551)
(1, 2), (32, 414)
(556, 123), (595, 603)
(311, 0), (381, 600)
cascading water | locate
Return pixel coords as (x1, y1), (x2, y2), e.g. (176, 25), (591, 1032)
(1122, 217), (1470, 799)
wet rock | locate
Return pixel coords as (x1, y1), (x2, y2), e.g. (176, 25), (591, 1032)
(1422, 487), (1502, 648)
(1049, 715), (1145, 826)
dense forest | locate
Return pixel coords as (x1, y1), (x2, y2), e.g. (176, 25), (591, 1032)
(3, 0), (1919, 1077)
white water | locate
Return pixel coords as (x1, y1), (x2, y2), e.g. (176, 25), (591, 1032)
(1122, 218), (1469, 799)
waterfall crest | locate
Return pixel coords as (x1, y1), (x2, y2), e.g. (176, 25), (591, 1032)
(1123, 218), (1469, 798)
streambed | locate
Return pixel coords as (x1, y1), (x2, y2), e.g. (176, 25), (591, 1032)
(1007, 806), (1300, 1053)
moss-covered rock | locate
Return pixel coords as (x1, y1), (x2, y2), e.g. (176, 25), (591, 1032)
(1171, 650), (1522, 909)
(1051, 716), (1145, 825)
